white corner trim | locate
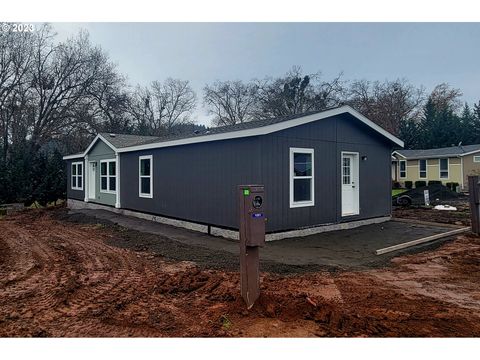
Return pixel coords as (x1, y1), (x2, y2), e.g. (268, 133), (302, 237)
(138, 155), (154, 199)
(84, 155), (89, 202)
(289, 147), (315, 208)
(63, 134), (118, 160)
(115, 153), (121, 208)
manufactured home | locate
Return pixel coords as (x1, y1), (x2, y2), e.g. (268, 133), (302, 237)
(63, 105), (403, 239)
(392, 144), (480, 190)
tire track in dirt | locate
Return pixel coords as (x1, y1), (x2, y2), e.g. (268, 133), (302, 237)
(2, 208), (480, 337)
(0, 211), (215, 336)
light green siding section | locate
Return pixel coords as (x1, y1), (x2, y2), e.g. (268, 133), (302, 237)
(87, 139), (116, 206)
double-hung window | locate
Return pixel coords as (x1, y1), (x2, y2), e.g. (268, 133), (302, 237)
(71, 162), (83, 190)
(100, 159), (116, 193)
(139, 155), (153, 198)
(440, 158), (449, 179)
(289, 148), (314, 208)
(399, 160), (406, 178)
(419, 159), (427, 178)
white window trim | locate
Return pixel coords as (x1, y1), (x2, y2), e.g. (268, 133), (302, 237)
(399, 160), (407, 179)
(289, 147), (315, 208)
(139, 155), (153, 199)
(100, 159), (117, 194)
(71, 162), (83, 191)
(474, 156), (480, 163)
(418, 159), (427, 179)
(439, 158), (449, 180)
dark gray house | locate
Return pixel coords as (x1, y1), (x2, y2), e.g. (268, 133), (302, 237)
(64, 105), (403, 240)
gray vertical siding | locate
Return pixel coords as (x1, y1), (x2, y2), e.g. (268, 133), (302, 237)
(120, 137), (261, 228)
(66, 159), (85, 201)
(116, 113), (394, 232)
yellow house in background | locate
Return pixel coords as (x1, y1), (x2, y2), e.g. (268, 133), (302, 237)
(392, 144), (480, 190)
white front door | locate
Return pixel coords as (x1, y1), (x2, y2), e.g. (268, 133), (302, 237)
(89, 162), (96, 199)
(341, 152), (359, 216)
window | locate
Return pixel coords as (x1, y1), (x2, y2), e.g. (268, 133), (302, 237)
(399, 160), (406, 178)
(419, 159), (427, 178)
(100, 159), (116, 193)
(289, 148), (314, 208)
(342, 157), (351, 184)
(474, 156), (480, 163)
(71, 162), (83, 190)
(440, 158), (449, 179)
(139, 155), (153, 198)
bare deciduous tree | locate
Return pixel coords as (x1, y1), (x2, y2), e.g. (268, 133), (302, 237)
(203, 80), (258, 126)
(0, 29), (34, 160)
(428, 83), (463, 112)
(131, 78), (196, 136)
(253, 66), (345, 120)
(347, 78), (425, 135)
(27, 26), (109, 149)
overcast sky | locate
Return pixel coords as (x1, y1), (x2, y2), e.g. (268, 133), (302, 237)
(53, 22), (480, 126)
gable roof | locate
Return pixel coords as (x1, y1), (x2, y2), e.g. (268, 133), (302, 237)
(63, 133), (161, 159)
(63, 105), (404, 160)
(394, 144), (480, 160)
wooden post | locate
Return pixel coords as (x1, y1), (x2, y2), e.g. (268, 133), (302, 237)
(468, 176), (480, 234)
(238, 185), (265, 309)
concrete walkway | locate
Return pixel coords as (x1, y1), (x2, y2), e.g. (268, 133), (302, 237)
(71, 209), (457, 269)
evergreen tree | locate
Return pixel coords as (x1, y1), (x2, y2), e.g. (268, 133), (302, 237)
(398, 117), (420, 149)
(419, 98), (462, 148)
(459, 103), (477, 144)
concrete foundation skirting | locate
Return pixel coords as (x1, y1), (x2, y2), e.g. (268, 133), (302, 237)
(67, 199), (391, 241)
(67, 199), (208, 233)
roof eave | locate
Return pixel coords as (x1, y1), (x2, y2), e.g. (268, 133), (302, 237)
(116, 105), (403, 153)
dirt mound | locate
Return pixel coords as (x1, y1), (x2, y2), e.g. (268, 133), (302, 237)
(2, 209), (480, 337)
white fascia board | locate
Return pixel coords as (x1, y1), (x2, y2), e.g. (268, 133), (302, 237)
(63, 154), (85, 160)
(392, 151), (406, 159)
(62, 134), (118, 160)
(344, 106), (404, 148)
(117, 105), (404, 153)
(459, 149), (480, 157)
(397, 154), (462, 160)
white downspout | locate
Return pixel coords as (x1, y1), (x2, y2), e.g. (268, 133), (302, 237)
(460, 156), (464, 190)
(84, 155), (89, 202)
(115, 152), (121, 208)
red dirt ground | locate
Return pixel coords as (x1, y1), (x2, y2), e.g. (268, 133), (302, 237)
(1, 208), (480, 337)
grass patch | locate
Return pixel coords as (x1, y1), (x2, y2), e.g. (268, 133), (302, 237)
(392, 189), (406, 196)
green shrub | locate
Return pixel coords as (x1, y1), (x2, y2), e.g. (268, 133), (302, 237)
(415, 181), (427, 188)
(446, 182), (460, 191)
(405, 181), (413, 189)
(428, 180), (442, 186)
(392, 181), (401, 189)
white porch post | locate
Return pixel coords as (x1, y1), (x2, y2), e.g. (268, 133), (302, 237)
(84, 155), (89, 202)
(115, 152), (121, 208)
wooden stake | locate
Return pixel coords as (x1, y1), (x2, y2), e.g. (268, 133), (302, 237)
(375, 227), (470, 255)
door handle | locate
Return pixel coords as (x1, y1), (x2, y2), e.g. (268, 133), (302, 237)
(352, 185), (355, 188)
